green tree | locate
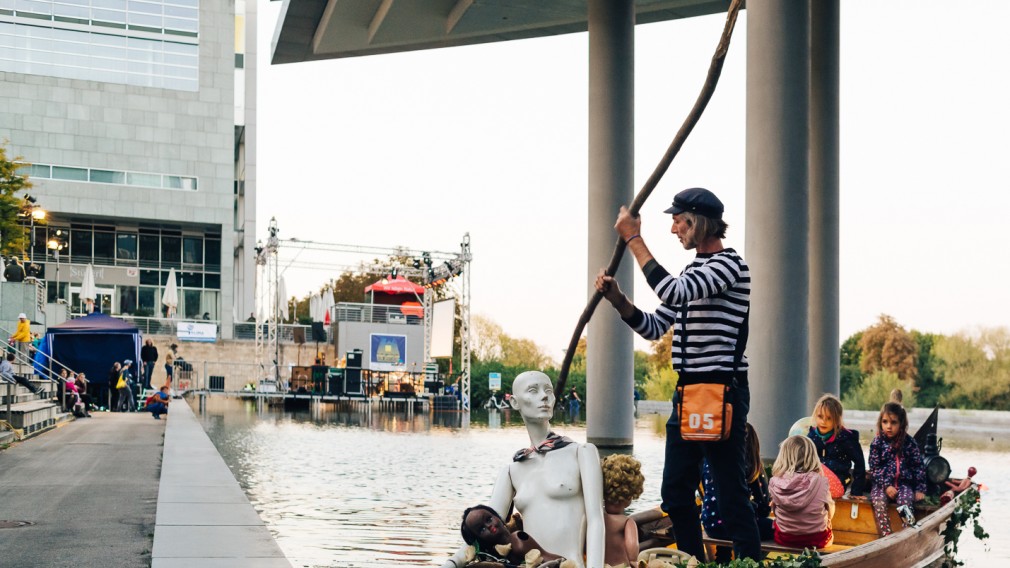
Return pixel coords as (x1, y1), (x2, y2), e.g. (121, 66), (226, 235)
(471, 314), (505, 362)
(647, 328), (674, 371)
(911, 330), (945, 407)
(859, 314), (918, 382)
(0, 141), (31, 255)
(839, 331), (864, 397)
(643, 367), (679, 401)
(842, 369), (917, 411)
(633, 350), (650, 392)
(935, 328), (1010, 410)
(641, 328), (678, 401)
(499, 334), (550, 369)
(468, 314), (560, 409)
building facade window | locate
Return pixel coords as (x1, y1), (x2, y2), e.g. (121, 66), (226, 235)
(116, 233), (137, 261)
(160, 234), (180, 266)
(0, 0), (200, 91)
(39, 222), (223, 320)
(17, 161), (198, 191)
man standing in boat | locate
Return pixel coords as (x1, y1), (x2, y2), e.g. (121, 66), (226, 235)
(595, 187), (760, 561)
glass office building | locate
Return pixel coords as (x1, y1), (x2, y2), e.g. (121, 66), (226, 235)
(0, 0), (258, 338)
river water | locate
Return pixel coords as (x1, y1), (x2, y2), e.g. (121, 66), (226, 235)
(190, 397), (1007, 567)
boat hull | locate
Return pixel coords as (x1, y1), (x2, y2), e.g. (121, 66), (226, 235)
(819, 489), (970, 567)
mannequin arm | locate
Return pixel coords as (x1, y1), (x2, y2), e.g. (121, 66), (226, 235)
(623, 517), (640, 565)
(578, 444), (605, 568)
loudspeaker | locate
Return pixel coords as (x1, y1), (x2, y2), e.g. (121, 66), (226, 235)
(311, 322), (326, 343)
(293, 327), (306, 344)
(346, 349), (363, 369)
(327, 369), (344, 395)
(345, 368), (362, 394)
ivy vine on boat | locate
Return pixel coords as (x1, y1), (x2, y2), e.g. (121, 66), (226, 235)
(669, 550), (822, 568)
(940, 486), (988, 568)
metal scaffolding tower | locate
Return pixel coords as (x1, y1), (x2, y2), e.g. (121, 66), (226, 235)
(254, 217), (280, 383)
(457, 233), (472, 412)
(263, 231), (473, 415)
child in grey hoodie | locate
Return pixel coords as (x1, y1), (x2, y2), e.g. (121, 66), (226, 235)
(769, 435), (835, 549)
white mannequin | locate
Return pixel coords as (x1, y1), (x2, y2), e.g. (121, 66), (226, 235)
(443, 371), (605, 568)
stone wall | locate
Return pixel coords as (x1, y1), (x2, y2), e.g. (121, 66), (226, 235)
(147, 336), (338, 391)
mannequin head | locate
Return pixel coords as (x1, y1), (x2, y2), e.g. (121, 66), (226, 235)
(509, 371), (556, 423)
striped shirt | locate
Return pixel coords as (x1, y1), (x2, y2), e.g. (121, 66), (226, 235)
(624, 248), (750, 373)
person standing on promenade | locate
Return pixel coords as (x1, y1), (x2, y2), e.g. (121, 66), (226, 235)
(164, 352), (174, 387)
(4, 257), (25, 282)
(11, 312), (32, 362)
(116, 360), (137, 412)
(567, 386), (582, 422)
(140, 339), (158, 390)
(594, 187), (760, 561)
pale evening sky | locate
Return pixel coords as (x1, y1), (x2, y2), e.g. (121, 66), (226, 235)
(255, 1), (1010, 360)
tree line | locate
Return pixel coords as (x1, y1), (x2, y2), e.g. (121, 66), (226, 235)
(470, 313), (1009, 412)
(841, 314), (1009, 410)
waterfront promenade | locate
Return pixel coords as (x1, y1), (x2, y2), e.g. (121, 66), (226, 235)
(0, 401), (291, 567)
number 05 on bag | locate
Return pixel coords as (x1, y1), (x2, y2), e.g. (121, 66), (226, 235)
(677, 383), (733, 442)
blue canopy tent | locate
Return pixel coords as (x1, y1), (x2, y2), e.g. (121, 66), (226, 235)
(41, 313), (142, 387)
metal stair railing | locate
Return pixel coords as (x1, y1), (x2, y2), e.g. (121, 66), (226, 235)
(0, 322), (79, 412)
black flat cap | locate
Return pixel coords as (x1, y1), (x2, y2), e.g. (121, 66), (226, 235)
(663, 187), (724, 219)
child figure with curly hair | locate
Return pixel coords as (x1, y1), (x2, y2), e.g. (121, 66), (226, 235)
(601, 454), (645, 568)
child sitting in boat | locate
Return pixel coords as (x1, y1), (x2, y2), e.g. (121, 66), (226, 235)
(460, 505), (571, 567)
(867, 401), (926, 536)
(807, 394), (866, 497)
(769, 435), (835, 549)
(701, 423), (773, 560)
(601, 454), (645, 567)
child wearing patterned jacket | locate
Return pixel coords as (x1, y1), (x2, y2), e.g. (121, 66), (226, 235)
(867, 401), (926, 536)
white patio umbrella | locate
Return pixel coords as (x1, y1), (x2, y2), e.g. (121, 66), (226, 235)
(162, 267), (179, 318)
(276, 276), (289, 321)
(322, 288), (334, 325)
(309, 293), (322, 322)
(81, 263), (97, 313)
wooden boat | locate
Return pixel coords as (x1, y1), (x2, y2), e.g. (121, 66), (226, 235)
(632, 485), (978, 567)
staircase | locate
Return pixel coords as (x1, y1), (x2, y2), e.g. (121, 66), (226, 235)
(0, 378), (68, 444)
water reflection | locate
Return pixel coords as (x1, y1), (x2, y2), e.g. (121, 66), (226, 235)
(191, 397), (1007, 568)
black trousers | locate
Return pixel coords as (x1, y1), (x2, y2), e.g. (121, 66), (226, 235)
(661, 381), (761, 561)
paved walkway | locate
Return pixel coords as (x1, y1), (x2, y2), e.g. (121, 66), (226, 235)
(0, 411), (163, 567)
(152, 399), (290, 567)
(0, 400), (291, 568)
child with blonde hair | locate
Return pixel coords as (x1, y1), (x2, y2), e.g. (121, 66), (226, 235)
(807, 394), (866, 497)
(601, 454), (645, 567)
(769, 435), (834, 549)
(867, 401), (926, 536)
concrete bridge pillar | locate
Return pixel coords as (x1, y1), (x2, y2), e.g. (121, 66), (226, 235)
(586, 0), (635, 449)
(745, 0), (811, 449)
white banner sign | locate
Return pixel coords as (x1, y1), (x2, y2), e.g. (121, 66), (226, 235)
(177, 322), (217, 342)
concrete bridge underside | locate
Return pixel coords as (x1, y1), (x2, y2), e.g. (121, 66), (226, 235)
(271, 0), (840, 453)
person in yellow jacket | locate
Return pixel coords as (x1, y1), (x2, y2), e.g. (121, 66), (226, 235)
(11, 313), (32, 360)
